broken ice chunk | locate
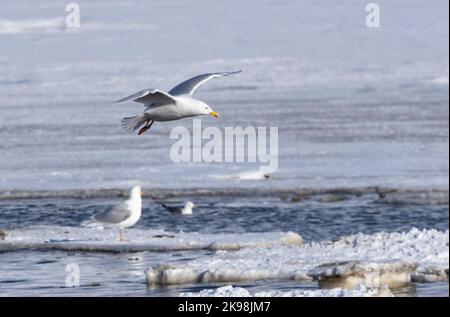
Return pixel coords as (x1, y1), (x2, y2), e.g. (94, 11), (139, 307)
(307, 260), (417, 289)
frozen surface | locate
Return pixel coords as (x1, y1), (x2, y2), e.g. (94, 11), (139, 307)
(0, 0), (448, 297)
(308, 261), (417, 289)
(0, 225), (302, 252)
(145, 228), (448, 285)
(180, 284), (390, 297)
(0, 0), (448, 192)
(0, 226), (447, 296)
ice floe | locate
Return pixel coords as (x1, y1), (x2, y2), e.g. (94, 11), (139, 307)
(0, 225), (302, 253)
(307, 260), (416, 289)
(180, 284), (392, 297)
(146, 228), (448, 287)
(412, 267), (449, 283)
(1, 225), (447, 290)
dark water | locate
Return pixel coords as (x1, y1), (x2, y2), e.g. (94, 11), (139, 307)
(0, 195), (448, 296)
(0, 249), (448, 297)
(0, 195), (448, 242)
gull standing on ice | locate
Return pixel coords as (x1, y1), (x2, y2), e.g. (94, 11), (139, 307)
(161, 201), (195, 215)
(116, 71), (241, 135)
(83, 186), (142, 241)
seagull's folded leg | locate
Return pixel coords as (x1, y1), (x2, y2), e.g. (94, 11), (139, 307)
(119, 228), (125, 241)
(138, 120), (155, 135)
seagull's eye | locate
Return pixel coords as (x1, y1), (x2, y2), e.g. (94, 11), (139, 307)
(205, 107), (208, 110)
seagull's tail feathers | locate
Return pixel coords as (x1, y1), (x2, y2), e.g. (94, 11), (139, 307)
(121, 114), (147, 133)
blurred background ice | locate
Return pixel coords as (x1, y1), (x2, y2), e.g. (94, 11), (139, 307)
(0, 0), (448, 192)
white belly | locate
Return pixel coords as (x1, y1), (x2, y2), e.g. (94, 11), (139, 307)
(144, 96), (200, 121)
(145, 104), (191, 122)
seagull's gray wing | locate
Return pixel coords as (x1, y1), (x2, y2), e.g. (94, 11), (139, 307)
(93, 202), (131, 224)
(114, 89), (175, 105)
(168, 71), (242, 96)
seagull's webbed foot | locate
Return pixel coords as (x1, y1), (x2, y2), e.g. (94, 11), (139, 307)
(138, 120), (154, 136)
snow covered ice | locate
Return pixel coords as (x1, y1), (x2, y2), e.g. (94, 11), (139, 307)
(180, 284), (393, 297)
(308, 261), (417, 289)
(1, 225), (446, 292)
(145, 228), (448, 287)
(0, 225), (302, 252)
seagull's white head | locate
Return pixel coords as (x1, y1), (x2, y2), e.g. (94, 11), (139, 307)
(195, 100), (219, 118)
(182, 201), (195, 215)
(130, 186), (142, 199)
(186, 201), (195, 209)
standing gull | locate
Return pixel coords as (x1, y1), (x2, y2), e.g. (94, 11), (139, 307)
(116, 71), (241, 135)
(83, 186), (142, 241)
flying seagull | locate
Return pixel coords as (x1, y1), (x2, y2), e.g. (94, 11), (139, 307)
(115, 71), (241, 135)
(161, 201), (195, 215)
(82, 186), (142, 241)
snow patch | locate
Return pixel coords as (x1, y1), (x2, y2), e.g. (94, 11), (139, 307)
(180, 284), (392, 297)
(430, 76), (449, 85)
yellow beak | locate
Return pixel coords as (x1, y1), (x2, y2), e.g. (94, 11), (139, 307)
(209, 111), (219, 118)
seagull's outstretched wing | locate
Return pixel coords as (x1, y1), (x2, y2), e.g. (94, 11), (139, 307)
(114, 89), (175, 105)
(168, 71), (242, 96)
(93, 202), (131, 224)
